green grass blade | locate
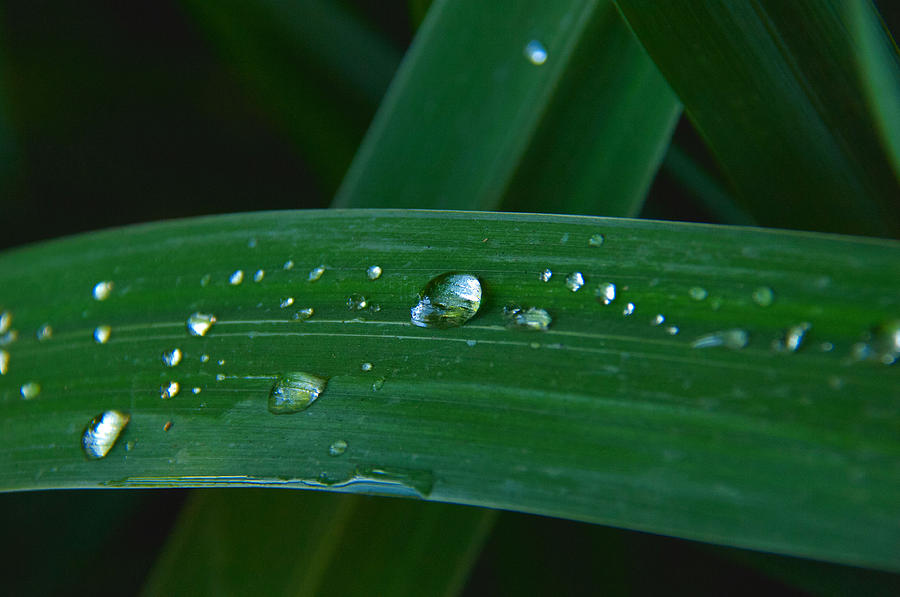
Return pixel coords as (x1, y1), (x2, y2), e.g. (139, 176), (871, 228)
(181, 0), (401, 192)
(615, 0), (900, 237)
(141, 490), (494, 596)
(1, 210), (898, 570)
(333, 0), (680, 215)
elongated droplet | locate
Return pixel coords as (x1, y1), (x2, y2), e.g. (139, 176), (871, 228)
(665, 326), (680, 336)
(93, 325), (111, 344)
(308, 265), (326, 282)
(35, 324), (52, 341)
(20, 381), (41, 400)
(688, 287), (708, 301)
(280, 297), (294, 308)
(283, 260), (295, 270)
(162, 348), (182, 367)
(623, 302), (635, 316)
(411, 272), (482, 329)
(253, 269), (265, 282)
(524, 40), (547, 65)
(752, 286), (775, 307)
(588, 233), (605, 247)
(347, 294), (368, 311)
(692, 329), (750, 350)
(652, 314), (665, 326)
(268, 372), (329, 414)
(872, 319), (900, 365)
(596, 283), (616, 305)
(505, 306), (552, 331)
(0, 349), (8, 375)
(329, 440), (348, 456)
(186, 312), (216, 337)
(565, 272), (584, 292)
(200, 274), (211, 287)
(367, 265), (383, 280)
(774, 322), (811, 352)
(293, 307), (314, 321)
(82, 410), (130, 460)
(92, 281), (114, 301)
(0, 310), (11, 334)
(539, 269), (553, 282)
(229, 270), (244, 285)
(160, 381), (180, 399)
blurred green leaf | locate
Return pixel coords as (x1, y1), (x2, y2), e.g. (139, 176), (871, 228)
(334, 0), (680, 216)
(615, 0), (900, 237)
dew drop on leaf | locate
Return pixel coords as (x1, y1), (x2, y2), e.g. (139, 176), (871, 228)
(688, 287), (708, 301)
(752, 286), (775, 307)
(524, 40), (548, 65)
(82, 410), (130, 459)
(367, 265), (383, 280)
(93, 325), (111, 344)
(0, 349), (8, 375)
(160, 381), (180, 399)
(280, 297), (294, 308)
(691, 329), (750, 350)
(186, 312), (216, 337)
(588, 233), (605, 247)
(0, 310), (11, 334)
(268, 372), (329, 414)
(253, 269), (265, 283)
(329, 440), (348, 456)
(504, 306), (552, 331)
(293, 307), (314, 321)
(596, 283), (616, 305)
(539, 269), (553, 282)
(565, 272), (585, 292)
(411, 272), (482, 329)
(229, 270), (244, 285)
(92, 281), (114, 301)
(347, 294), (368, 311)
(361, 362), (373, 372)
(623, 302), (635, 316)
(20, 381), (40, 400)
(308, 265), (326, 282)
(162, 348), (182, 367)
(36, 324), (52, 341)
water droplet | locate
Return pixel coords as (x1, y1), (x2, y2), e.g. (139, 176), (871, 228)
(216, 373), (226, 381)
(200, 274), (211, 287)
(524, 40), (548, 65)
(466, 339), (477, 347)
(372, 378), (385, 392)
(20, 381), (40, 400)
(200, 354), (210, 363)
(665, 326), (680, 336)
(253, 269), (265, 283)
(0, 349), (8, 375)
(0, 329), (18, 346)
(622, 302), (635, 316)
(163, 421), (173, 432)
(820, 342), (834, 352)
(229, 270), (244, 285)
(162, 348), (182, 367)
(688, 287), (708, 301)
(248, 238), (258, 248)
(775, 322), (811, 352)
(329, 440), (348, 456)
(280, 297), (295, 308)
(539, 269), (553, 282)
(868, 320), (900, 365)
(0, 310), (11, 334)
(588, 233), (605, 247)
(691, 329), (750, 350)
(596, 282), (616, 305)
(160, 381), (180, 399)
(347, 294), (368, 311)
(283, 260), (295, 270)
(186, 312), (216, 337)
(504, 306), (552, 331)
(36, 324), (52, 341)
(192, 387), (201, 394)
(293, 307), (314, 321)
(308, 265), (326, 282)
(268, 372), (329, 414)
(125, 440), (136, 452)
(851, 342), (872, 361)
(565, 272), (584, 292)
(217, 359), (226, 366)
(361, 362), (373, 372)
(82, 410), (130, 460)
(560, 233), (569, 244)
(410, 272), (482, 329)
(752, 286), (775, 307)
(92, 281), (114, 301)
(93, 325), (111, 344)
(652, 314), (665, 326)
(367, 265), (383, 280)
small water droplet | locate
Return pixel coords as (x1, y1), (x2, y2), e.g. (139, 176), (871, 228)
(652, 314), (665, 326)
(372, 378), (385, 392)
(466, 339), (477, 347)
(361, 362), (373, 372)
(851, 342), (872, 361)
(192, 387), (201, 394)
(665, 326), (680, 335)
(752, 286), (775, 307)
(36, 324), (53, 341)
(504, 306), (552, 331)
(217, 359), (225, 366)
(308, 265), (326, 282)
(367, 265), (383, 280)
(692, 329), (749, 350)
(775, 322), (811, 352)
(347, 294), (368, 311)
(162, 348), (182, 367)
(588, 233), (605, 247)
(200, 354), (210, 363)
(596, 283), (616, 305)
(283, 260), (295, 270)
(560, 233), (569, 244)
(530, 341), (540, 349)
(248, 238), (258, 248)
(0, 349), (8, 375)
(200, 274), (211, 287)
(93, 325), (111, 344)
(163, 421), (173, 432)
(565, 272), (584, 292)
(820, 342), (834, 352)
(229, 270), (244, 285)
(688, 287), (708, 301)
(215, 373), (226, 381)
(82, 410), (130, 460)
(20, 381), (40, 400)
(280, 297), (295, 308)
(293, 307), (315, 321)
(92, 281), (114, 301)
(867, 319), (900, 365)
(524, 40), (548, 65)
(186, 312), (216, 337)
(253, 269), (265, 283)
(0, 310), (11, 334)
(539, 269), (553, 282)
(623, 302), (635, 316)
(411, 272), (482, 329)
(268, 372), (329, 414)
(0, 329), (18, 346)
(125, 440), (136, 452)
(160, 381), (180, 399)
(329, 439), (348, 456)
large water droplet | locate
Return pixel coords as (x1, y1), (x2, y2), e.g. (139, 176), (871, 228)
(596, 282), (616, 305)
(347, 294), (368, 311)
(186, 312), (216, 337)
(329, 440), (348, 456)
(0, 349), (8, 375)
(0, 310), (11, 334)
(539, 269), (553, 282)
(268, 372), (329, 414)
(20, 381), (40, 400)
(82, 410), (130, 460)
(308, 265), (326, 282)
(162, 348), (182, 367)
(229, 270), (244, 285)
(410, 272), (482, 329)
(565, 272), (584, 292)
(93, 325), (111, 344)
(36, 324), (52, 341)
(752, 286), (775, 307)
(524, 40), (548, 65)
(92, 281), (114, 301)
(692, 329), (750, 350)
(505, 306), (552, 331)
(160, 381), (180, 399)
(688, 287), (708, 301)
(367, 265), (383, 280)
(588, 233), (605, 247)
